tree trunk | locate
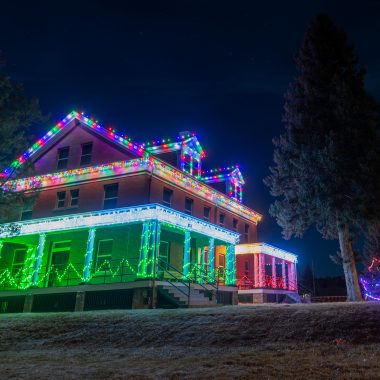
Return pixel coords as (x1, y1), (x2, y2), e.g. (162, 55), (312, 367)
(337, 224), (363, 301)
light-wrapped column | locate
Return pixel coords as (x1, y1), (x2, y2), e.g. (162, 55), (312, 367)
(31, 233), (46, 287)
(271, 256), (277, 288)
(254, 253), (259, 287)
(83, 228), (96, 282)
(147, 220), (160, 278)
(288, 263), (295, 290)
(281, 260), (286, 289)
(182, 230), (191, 278)
(293, 263), (298, 291)
(258, 253), (265, 287)
(208, 238), (215, 283)
(0, 240), (3, 260)
(138, 221), (150, 277)
(226, 244), (236, 286)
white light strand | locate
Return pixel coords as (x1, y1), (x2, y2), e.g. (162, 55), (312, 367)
(0, 204), (239, 244)
(235, 243), (297, 263)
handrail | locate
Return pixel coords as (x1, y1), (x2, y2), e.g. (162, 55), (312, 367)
(157, 257), (191, 304)
(189, 263), (219, 302)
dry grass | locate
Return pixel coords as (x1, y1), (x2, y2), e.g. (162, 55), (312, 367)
(1, 302), (380, 379)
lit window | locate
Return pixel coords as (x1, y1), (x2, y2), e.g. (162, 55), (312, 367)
(219, 213), (225, 227)
(233, 219), (238, 231)
(57, 147), (69, 170)
(204, 207), (211, 222)
(185, 198), (193, 215)
(80, 142), (93, 166)
(70, 189), (79, 207)
(96, 239), (113, 270)
(103, 183), (119, 209)
(219, 254), (226, 270)
(163, 188), (173, 207)
(56, 191), (66, 208)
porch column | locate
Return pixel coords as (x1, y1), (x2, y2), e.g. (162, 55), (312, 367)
(258, 253), (265, 287)
(288, 262), (295, 290)
(83, 228), (96, 283)
(182, 230), (191, 278)
(199, 246), (206, 284)
(208, 238), (215, 283)
(226, 244), (236, 286)
(148, 220), (160, 278)
(0, 240), (3, 260)
(31, 233), (46, 287)
(271, 256), (277, 288)
(138, 221), (150, 277)
(254, 253), (259, 287)
(281, 260), (286, 289)
(293, 262), (298, 291)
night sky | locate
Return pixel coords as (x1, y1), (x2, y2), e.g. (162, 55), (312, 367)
(1, 1), (380, 277)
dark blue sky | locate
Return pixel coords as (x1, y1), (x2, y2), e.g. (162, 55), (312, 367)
(1, 0), (380, 277)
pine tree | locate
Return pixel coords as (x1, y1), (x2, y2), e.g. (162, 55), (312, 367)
(264, 14), (380, 301)
(0, 54), (43, 222)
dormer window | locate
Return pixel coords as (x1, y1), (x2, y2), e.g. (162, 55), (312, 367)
(57, 147), (69, 170)
(80, 142), (93, 166)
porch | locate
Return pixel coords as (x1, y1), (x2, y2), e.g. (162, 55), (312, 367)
(0, 204), (239, 310)
(235, 243), (299, 303)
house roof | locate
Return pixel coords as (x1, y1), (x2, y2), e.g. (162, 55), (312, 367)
(0, 110), (145, 180)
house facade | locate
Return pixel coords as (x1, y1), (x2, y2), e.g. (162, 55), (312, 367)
(0, 111), (298, 312)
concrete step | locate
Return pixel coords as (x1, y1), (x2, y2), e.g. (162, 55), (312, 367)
(159, 283), (217, 307)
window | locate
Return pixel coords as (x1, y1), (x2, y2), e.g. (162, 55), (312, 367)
(96, 239), (113, 270)
(70, 189), (79, 207)
(233, 219), (238, 231)
(158, 241), (170, 270)
(163, 188), (173, 207)
(103, 183), (119, 209)
(80, 142), (93, 166)
(48, 241), (71, 286)
(57, 147), (69, 170)
(56, 191), (66, 208)
(12, 249), (27, 276)
(244, 260), (249, 276)
(204, 207), (211, 222)
(219, 213), (225, 227)
(185, 198), (193, 215)
(219, 254), (225, 267)
(21, 210), (33, 221)
(244, 224), (250, 242)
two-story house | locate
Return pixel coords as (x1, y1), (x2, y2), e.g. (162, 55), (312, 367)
(0, 111), (298, 312)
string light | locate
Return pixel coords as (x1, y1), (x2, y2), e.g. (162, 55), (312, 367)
(360, 257), (380, 301)
(235, 243), (297, 263)
(4, 157), (261, 223)
(0, 204), (239, 243)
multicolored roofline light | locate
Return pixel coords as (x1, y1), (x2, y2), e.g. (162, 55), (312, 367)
(0, 111), (146, 180)
(3, 157), (262, 223)
(1, 111), (250, 205)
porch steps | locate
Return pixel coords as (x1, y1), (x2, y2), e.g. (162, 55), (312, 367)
(158, 283), (217, 308)
(283, 292), (302, 304)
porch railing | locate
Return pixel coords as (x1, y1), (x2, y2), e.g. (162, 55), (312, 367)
(237, 274), (298, 291)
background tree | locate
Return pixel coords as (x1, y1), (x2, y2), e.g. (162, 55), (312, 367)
(0, 53), (43, 222)
(264, 14), (380, 301)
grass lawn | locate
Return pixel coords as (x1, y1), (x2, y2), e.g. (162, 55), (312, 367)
(1, 302), (379, 379)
